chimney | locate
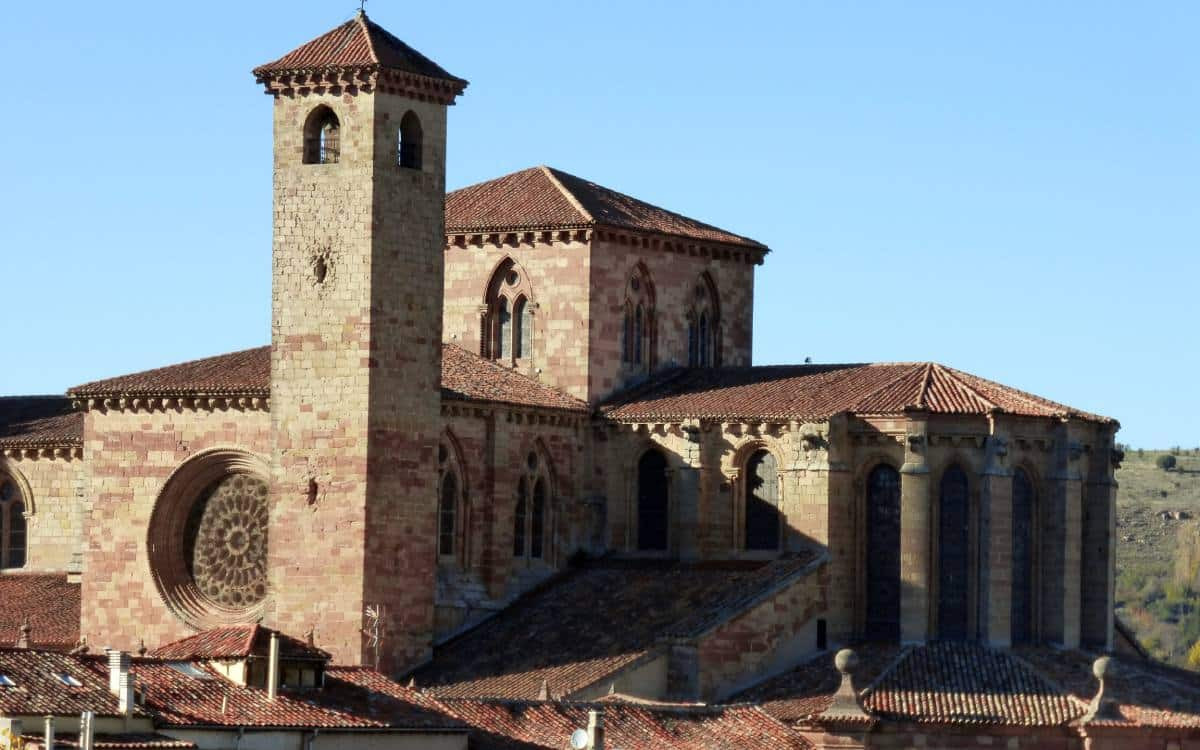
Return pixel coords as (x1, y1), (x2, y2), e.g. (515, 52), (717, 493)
(587, 709), (604, 750)
(78, 712), (94, 750)
(15, 617), (30, 649)
(107, 650), (131, 696)
(43, 716), (54, 750)
(267, 632), (280, 700)
(118, 671), (135, 719)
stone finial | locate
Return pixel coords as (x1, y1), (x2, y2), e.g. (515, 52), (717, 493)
(407, 677), (416, 689)
(1082, 656), (1120, 722)
(822, 648), (868, 719)
(305, 628), (316, 647)
(136, 639), (147, 657)
(15, 617), (30, 649)
(538, 678), (551, 701)
(70, 636), (89, 655)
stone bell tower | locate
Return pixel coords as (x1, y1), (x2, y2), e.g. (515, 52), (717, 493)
(253, 12), (467, 673)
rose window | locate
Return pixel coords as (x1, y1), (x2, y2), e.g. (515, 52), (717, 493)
(186, 474), (269, 609)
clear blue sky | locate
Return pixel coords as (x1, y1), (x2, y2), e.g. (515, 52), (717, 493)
(1, 2), (1195, 448)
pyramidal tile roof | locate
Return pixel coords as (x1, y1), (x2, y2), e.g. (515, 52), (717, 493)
(149, 624), (330, 662)
(252, 11), (465, 86)
(446, 166), (768, 251)
(601, 362), (1114, 424)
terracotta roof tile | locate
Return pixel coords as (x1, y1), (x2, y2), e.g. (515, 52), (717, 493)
(446, 166), (768, 251)
(68, 345), (585, 413)
(415, 554), (820, 700)
(602, 363), (1114, 424)
(861, 642), (1084, 726)
(23, 734), (195, 750)
(149, 624), (329, 662)
(445, 699), (812, 750)
(0, 397), (82, 449)
(735, 643), (902, 722)
(0, 574), (81, 650)
(252, 12), (465, 86)
(0, 649), (144, 717)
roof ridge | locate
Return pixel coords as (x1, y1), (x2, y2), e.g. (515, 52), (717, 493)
(538, 166), (594, 224)
(243, 623), (260, 657)
(934, 363), (998, 412)
(356, 11), (382, 66)
(914, 363), (934, 410)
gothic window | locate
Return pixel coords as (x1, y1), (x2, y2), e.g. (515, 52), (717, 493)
(483, 259), (534, 363)
(0, 477), (26, 569)
(399, 110), (422, 169)
(865, 464), (901, 641)
(438, 441), (464, 560)
(621, 267), (655, 371)
(1011, 468), (1037, 644)
(744, 449), (781, 551)
(303, 106), (340, 165)
(637, 450), (669, 551)
(514, 450), (553, 562)
(938, 464), (971, 641)
(686, 273), (720, 367)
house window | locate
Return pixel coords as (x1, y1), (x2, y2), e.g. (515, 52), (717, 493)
(865, 464), (901, 641)
(514, 451), (553, 562)
(744, 449), (781, 551)
(1011, 468), (1037, 644)
(303, 106), (340, 165)
(0, 477), (27, 570)
(621, 266), (655, 371)
(636, 450), (669, 551)
(938, 464), (971, 641)
(399, 110), (422, 169)
(483, 259), (534, 363)
(686, 273), (720, 367)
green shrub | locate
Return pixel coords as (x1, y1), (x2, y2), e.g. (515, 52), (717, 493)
(1159, 454), (1178, 471)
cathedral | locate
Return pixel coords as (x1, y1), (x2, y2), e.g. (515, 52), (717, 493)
(4, 12), (1198, 750)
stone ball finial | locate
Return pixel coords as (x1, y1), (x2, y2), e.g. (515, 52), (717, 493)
(1093, 656), (1113, 680)
(835, 648), (859, 675)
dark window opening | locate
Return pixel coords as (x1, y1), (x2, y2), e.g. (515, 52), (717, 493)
(744, 450), (781, 551)
(865, 464), (901, 641)
(496, 297), (511, 359)
(439, 473), (457, 557)
(1011, 468), (1036, 644)
(399, 110), (423, 169)
(303, 107), (340, 165)
(637, 450), (669, 551)
(513, 479), (527, 558)
(938, 464), (970, 641)
(634, 305), (644, 365)
(817, 618), (828, 651)
(531, 480), (546, 559)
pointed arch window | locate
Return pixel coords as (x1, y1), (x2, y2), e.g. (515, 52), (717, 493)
(621, 268), (655, 372)
(1011, 468), (1037, 644)
(865, 464), (901, 641)
(0, 476), (27, 570)
(399, 110), (423, 170)
(687, 274), (720, 367)
(303, 106), (340, 165)
(483, 260), (534, 364)
(514, 450), (553, 562)
(437, 441), (467, 564)
(744, 449), (781, 551)
(938, 464), (971, 641)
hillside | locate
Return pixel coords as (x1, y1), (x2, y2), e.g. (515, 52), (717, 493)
(1115, 449), (1200, 667)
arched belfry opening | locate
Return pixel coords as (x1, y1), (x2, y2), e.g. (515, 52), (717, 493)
(744, 449), (781, 551)
(865, 463), (901, 641)
(399, 110), (422, 169)
(302, 106), (340, 165)
(938, 464), (971, 640)
(636, 450), (669, 551)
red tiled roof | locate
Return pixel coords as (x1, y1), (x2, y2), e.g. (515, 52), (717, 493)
(0, 574), (81, 650)
(602, 362), (1114, 424)
(252, 11), (465, 86)
(1018, 648), (1200, 729)
(415, 554), (820, 700)
(861, 642), (1084, 726)
(446, 166), (768, 251)
(149, 624), (329, 662)
(0, 649), (146, 718)
(68, 345), (585, 413)
(69, 348), (271, 399)
(0, 397), (82, 449)
(124, 660), (463, 731)
(445, 699), (812, 750)
(23, 734), (195, 750)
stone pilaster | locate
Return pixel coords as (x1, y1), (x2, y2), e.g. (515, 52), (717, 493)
(1044, 419), (1085, 648)
(675, 421), (703, 561)
(980, 417), (1012, 647)
(900, 412), (930, 644)
(1082, 426), (1118, 650)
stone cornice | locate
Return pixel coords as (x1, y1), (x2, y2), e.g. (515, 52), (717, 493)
(71, 394), (270, 414)
(0, 444), (82, 460)
(255, 65), (465, 105)
(442, 399), (586, 428)
(445, 224), (769, 265)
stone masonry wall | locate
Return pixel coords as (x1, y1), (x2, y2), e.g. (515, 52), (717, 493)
(1, 455), (85, 574)
(80, 406), (270, 649)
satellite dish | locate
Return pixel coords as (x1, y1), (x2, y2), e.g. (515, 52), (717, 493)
(569, 728), (590, 750)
